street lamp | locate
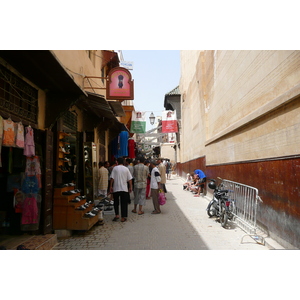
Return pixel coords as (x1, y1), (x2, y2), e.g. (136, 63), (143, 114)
(149, 112), (155, 125)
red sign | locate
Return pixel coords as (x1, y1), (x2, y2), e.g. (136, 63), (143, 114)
(161, 110), (178, 133)
(106, 67), (134, 100)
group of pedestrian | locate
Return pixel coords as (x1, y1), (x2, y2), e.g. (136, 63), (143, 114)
(183, 169), (206, 197)
(96, 156), (169, 222)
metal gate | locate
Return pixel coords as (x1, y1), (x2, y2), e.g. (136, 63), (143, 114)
(222, 179), (265, 245)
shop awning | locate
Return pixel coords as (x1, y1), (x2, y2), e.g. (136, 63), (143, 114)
(77, 92), (129, 134)
(108, 101), (126, 117)
(0, 50), (86, 95)
(78, 92), (118, 120)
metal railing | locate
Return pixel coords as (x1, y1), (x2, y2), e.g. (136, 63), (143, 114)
(221, 179), (265, 245)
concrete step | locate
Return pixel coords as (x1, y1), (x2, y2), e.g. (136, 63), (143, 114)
(0, 234), (58, 250)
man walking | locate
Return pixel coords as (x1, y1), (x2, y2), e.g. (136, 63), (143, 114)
(110, 157), (133, 222)
(157, 158), (167, 193)
(150, 160), (162, 214)
(132, 156), (149, 215)
(98, 161), (108, 198)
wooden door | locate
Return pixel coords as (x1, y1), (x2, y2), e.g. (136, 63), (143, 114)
(42, 130), (54, 234)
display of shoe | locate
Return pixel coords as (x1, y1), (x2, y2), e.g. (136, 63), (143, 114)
(76, 205), (85, 210)
(84, 212), (96, 218)
(70, 197), (81, 202)
(62, 190), (77, 195)
(101, 200), (109, 205)
(55, 183), (69, 188)
(99, 198), (109, 203)
(104, 207), (113, 211)
(59, 165), (69, 172)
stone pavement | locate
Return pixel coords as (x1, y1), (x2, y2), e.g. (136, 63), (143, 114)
(53, 175), (285, 250)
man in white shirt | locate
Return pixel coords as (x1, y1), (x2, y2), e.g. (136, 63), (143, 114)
(110, 157), (133, 222)
(150, 160), (162, 214)
(157, 158), (167, 193)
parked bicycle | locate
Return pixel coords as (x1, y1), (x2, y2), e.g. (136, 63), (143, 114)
(206, 178), (235, 228)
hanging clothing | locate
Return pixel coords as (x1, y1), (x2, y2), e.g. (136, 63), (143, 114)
(118, 131), (129, 157)
(15, 122), (25, 148)
(21, 175), (39, 194)
(25, 156), (42, 188)
(24, 126), (35, 157)
(128, 139), (135, 158)
(2, 119), (15, 147)
(111, 136), (119, 158)
(21, 196), (38, 224)
(0, 115), (3, 167)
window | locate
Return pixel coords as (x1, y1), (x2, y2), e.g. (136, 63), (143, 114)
(0, 64), (38, 123)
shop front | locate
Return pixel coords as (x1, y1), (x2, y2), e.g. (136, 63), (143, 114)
(0, 51), (133, 248)
(0, 51), (87, 248)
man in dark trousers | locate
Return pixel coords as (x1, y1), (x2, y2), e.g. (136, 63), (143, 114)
(110, 157), (133, 222)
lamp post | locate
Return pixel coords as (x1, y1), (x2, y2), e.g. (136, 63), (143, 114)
(149, 112), (155, 125)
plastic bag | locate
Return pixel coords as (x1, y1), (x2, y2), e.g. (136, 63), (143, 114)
(158, 189), (166, 206)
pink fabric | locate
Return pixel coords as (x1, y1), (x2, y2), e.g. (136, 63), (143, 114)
(16, 122), (25, 148)
(24, 126), (35, 157)
(21, 196), (38, 224)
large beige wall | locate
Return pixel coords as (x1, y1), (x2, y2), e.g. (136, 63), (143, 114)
(180, 50), (300, 165)
(52, 50), (106, 98)
(179, 51), (206, 163)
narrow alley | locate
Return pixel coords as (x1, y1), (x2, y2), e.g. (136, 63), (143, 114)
(53, 175), (283, 250)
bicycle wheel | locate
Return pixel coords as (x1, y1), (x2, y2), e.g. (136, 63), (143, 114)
(207, 201), (217, 217)
(220, 203), (228, 228)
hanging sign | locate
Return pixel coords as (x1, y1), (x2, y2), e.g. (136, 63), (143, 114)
(130, 111), (146, 133)
(120, 61), (134, 70)
(106, 67), (134, 100)
(162, 110), (178, 133)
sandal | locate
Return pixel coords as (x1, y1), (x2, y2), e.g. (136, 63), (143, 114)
(138, 211), (144, 215)
(112, 217), (119, 222)
(131, 209), (137, 213)
(151, 211), (161, 214)
(121, 217), (127, 222)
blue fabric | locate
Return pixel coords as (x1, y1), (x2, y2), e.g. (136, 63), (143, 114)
(22, 175), (39, 194)
(118, 131), (129, 157)
(194, 169), (206, 179)
(111, 136), (119, 158)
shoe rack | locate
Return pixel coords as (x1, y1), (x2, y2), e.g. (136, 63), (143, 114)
(53, 185), (100, 231)
(57, 131), (70, 173)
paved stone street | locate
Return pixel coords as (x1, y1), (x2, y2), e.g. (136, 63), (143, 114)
(53, 175), (284, 250)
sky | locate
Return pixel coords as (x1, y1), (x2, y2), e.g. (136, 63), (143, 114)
(121, 50), (180, 131)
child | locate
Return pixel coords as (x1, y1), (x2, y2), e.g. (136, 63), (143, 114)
(183, 173), (193, 191)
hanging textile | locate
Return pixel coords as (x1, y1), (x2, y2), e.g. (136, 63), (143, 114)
(111, 136), (119, 159)
(25, 156), (42, 188)
(0, 115), (3, 167)
(24, 126), (35, 157)
(15, 122), (25, 148)
(118, 131), (129, 157)
(21, 175), (39, 194)
(161, 110), (178, 133)
(21, 195), (38, 224)
(130, 111), (146, 133)
(2, 118), (15, 147)
(128, 139), (136, 158)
